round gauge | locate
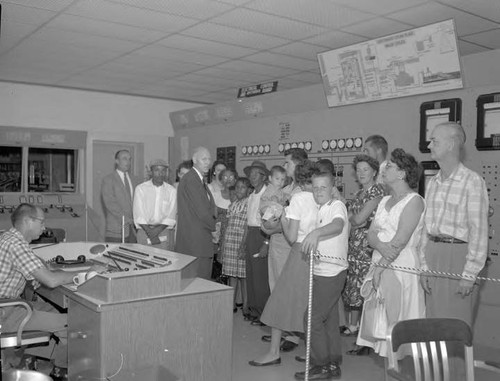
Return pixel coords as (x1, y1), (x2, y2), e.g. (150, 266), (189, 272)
(329, 139), (337, 150)
(305, 141), (312, 151)
(278, 143), (285, 153)
(253, 145), (258, 154)
(338, 139), (345, 149)
(258, 145), (264, 154)
(321, 140), (329, 150)
(346, 138), (354, 149)
(242, 146), (247, 155)
(284, 143), (291, 151)
(298, 142), (304, 149)
(264, 144), (271, 154)
(247, 146), (253, 154)
(354, 137), (363, 148)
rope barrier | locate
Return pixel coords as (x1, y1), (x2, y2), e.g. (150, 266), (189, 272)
(301, 249), (498, 378)
(312, 252), (500, 283)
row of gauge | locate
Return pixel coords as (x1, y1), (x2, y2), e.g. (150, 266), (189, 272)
(321, 137), (363, 151)
(241, 144), (271, 155)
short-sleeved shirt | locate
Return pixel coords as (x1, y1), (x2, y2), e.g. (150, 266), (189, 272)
(0, 228), (45, 298)
(315, 200), (349, 277)
(285, 191), (318, 243)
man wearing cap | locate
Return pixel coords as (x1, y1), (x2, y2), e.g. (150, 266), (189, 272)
(176, 147), (216, 279)
(101, 149), (137, 243)
(244, 160), (271, 323)
(133, 159), (177, 251)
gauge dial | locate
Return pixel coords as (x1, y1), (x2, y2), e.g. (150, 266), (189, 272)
(329, 139), (337, 150)
(264, 144), (271, 153)
(321, 140), (329, 150)
(346, 138), (354, 149)
(337, 139), (345, 149)
(278, 143), (285, 153)
(258, 145), (264, 154)
(354, 137), (363, 148)
(242, 146), (247, 155)
(284, 143), (291, 151)
(298, 142), (304, 149)
(305, 141), (312, 151)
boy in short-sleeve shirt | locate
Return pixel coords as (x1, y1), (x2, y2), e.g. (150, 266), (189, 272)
(295, 172), (348, 380)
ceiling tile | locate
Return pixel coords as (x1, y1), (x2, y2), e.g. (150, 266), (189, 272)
(242, 52), (318, 71)
(32, 26), (143, 53)
(210, 8), (329, 39)
(1, 2), (58, 24)
(0, 20), (41, 54)
(438, 0), (500, 23)
(47, 14), (169, 43)
(0, 63), (73, 83)
(273, 77), (311, 90)
(181, 23), (290, 49)
(388, 2), (500, 36)
(215, 60), (298, 78)
(105, 54), (188, 78)
(134, 45), (229, 66)
(171, 74), (249, 91)
(284, 71), (322, 83)
(247, 0), (373, 28)
(2, 0), (74, 12)
(331, 0), (430, 16)
(342, 17), (413, 38)
(461, 29), (500, 50)
(65, 1), (199, 32)
(457, 39), (491, 56)
(304, 30), (367, 49)
(106, 0), (235, 20)
(157, 35), (258, 59)
(190, 67), (275, 83)
(271, 42), (334, 60)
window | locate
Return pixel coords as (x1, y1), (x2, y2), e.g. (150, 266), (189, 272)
(0, 147), (22, 192)
(28, 148), (78, 193)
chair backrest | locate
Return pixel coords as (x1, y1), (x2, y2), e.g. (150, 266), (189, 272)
(386, 318), (474, 381)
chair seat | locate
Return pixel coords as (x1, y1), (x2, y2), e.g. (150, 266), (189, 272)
(1, 330), (51, 348)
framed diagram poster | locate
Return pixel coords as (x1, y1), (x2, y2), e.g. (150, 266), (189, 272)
(318, 19), (463, 107)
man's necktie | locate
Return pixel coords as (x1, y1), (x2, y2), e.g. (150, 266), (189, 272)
(124, 172), (132, 202)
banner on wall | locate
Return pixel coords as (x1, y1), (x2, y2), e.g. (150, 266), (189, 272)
(317, 19), (463, 107)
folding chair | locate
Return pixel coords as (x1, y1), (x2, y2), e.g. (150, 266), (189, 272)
(0, 299), (51, 369)
(386, 318), (474, 381)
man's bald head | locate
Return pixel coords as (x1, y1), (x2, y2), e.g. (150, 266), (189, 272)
(192, 147), (212, 174)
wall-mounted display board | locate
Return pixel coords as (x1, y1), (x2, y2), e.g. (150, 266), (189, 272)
(318, 19), (463, 108)
(419, 98), (461, 153)
(476, 93), (500, 151)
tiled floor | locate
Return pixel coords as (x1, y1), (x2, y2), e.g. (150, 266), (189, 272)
(231, 309), (386, 381)
(231, 309), (500, 381)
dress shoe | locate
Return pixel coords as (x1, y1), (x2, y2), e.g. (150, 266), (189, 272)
(250, 320), (265, 326)
(280, 339), (298, 352)
(248, 357), (281, 367)
(294, 364), (341, 380)
(261, 335), (272, 342)
(295, 355), (308, 363)
(346, 346), (371, 356)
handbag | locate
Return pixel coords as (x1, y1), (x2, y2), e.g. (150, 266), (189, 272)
(359, 287), (389, 342)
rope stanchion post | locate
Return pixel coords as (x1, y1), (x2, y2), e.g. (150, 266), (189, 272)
(304, 249), (315, 381)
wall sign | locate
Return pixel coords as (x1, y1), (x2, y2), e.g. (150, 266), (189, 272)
(318, 19), (463, 107)
(238, 81), (278, 98)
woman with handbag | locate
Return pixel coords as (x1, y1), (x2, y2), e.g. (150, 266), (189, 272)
(356, 148), (426, 358)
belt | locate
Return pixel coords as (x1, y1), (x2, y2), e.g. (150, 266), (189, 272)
(428, 234), (466, 244)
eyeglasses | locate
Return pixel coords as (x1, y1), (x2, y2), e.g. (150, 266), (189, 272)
(30, 215), (45, 225)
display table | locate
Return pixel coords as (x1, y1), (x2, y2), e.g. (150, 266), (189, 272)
(34, 242), (233, 381)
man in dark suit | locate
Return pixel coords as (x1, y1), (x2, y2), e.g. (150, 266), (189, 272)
(101, 150), (137, 243)
(176, 147), (216, 279)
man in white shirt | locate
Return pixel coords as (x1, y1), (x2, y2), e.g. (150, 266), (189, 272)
(134, 159), (177, 250)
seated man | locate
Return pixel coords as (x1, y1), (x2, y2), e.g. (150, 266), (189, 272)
(0, 203), (102, 380)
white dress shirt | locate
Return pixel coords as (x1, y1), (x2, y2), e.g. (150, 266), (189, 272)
(116, 169), (134, 197)
(133, 180), (177, 228)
